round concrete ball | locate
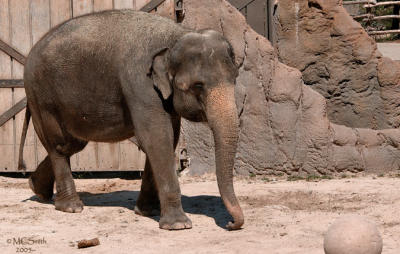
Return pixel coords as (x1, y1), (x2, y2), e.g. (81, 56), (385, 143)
(324, 215), (383, 254)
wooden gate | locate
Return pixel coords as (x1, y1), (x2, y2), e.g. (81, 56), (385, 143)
(0, 0), (179, 172)
(228, 0), (274, 40)
(344, 0), (400, 38)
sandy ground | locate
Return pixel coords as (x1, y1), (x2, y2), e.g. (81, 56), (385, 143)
(0, 174), (399, 254)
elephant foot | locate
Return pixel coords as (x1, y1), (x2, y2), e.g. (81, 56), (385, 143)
(134, 201), (160, 217)
(159, 209), (192, 230)
(29, 176), (54, 201)
(54, 194), (84, 213)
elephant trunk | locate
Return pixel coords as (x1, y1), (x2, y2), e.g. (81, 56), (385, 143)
(206, 85), (244, 230)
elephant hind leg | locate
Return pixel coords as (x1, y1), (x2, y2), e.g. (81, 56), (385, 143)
(29, 136), (87, 203)
(49, 152), (84, 213)
(134, 158), (160, 216)
(29, 107), (87, 213)
(29, 156), (54, 201)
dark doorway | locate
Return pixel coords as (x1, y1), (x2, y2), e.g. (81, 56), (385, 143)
(228, 0), (273, 40)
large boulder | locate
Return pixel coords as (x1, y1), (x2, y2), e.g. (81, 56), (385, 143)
(181, 0), (400, 175)
(273, 0), (400, 129)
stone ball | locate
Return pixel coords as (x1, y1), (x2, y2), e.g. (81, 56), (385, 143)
(324, 215), (383, 254)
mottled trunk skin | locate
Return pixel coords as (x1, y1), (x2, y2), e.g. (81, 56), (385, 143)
(206, 85), (244, 230)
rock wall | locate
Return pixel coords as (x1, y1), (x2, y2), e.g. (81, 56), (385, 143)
(181, 0), (400, 176)
(273, 0), (400, 129)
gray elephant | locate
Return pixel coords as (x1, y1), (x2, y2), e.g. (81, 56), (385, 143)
(18, 10), (243, 230)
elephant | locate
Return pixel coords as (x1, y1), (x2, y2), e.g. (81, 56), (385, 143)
(18, 10), (244, 230)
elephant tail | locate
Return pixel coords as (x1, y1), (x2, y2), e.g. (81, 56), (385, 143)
(18, 106), (31, 173)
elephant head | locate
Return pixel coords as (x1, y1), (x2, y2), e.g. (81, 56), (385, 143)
(151, 29), (243, 230)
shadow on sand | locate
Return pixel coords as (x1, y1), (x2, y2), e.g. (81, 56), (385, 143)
(25, 190), (231, 229)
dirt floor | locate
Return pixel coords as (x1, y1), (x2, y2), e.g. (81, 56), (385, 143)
(0, 173), (399, 254)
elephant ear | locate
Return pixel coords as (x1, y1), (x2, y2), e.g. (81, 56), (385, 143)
(151, 48), (172, 100)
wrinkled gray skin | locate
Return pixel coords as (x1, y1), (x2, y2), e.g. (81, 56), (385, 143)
(19, 10), (243, 230)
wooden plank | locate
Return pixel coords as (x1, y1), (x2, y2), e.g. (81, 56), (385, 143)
(114, 0), (134, 9)
(0, 0), (13, 171)
(343, 0), (375, 5)
(140, 0), (165, 12)
(0, 88), (13, 145)
(0, 98), (27, 128)
(352, 14), (373, 19)
(94, 0), (113, 11)
(9, 0), (30, 170)
(0, 39), (26, 65)
(70, 151), (78, 170)
(10, 0), (29, 81)
(0, 0), (10, 86)
(1, 92), (28, 174)
(72, 0), (93, 17)
(228, 0), (254, 9)
(0, 80), (19, 89)
(135, 0), (150, 10)
(363, 1), (400, 8)
(0, 145), (14, 171)
(31, 0), (51, 45)
(98, 143), (120, 170)
(0, 0), (10, 43)
(247, 0), (267, 37)
(11, 63), (25, 82)
(368, 29), (400, 35)
(352, 14), (400, 21)
(74, 142), (98, 170)
(155, 0), (175, 19)
(369, 15), (400, 21)
(9, 0), (31, 56)
(120, 142), (145, 170)
(50, 0), (72, 27)
(30, 0), (52, 169)
(237, 0), (258, 10)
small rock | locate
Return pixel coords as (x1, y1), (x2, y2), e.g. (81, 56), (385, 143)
(77, 238), (100, 249)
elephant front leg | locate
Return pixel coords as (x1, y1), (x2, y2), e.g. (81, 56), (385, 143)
(140, 137), (191, 230)
(134, 158), (160, 216)
(135, 116), (181, 217)
(132, 112), (191, 229)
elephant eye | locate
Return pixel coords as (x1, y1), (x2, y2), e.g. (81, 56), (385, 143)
(193, 82), (204, 91)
